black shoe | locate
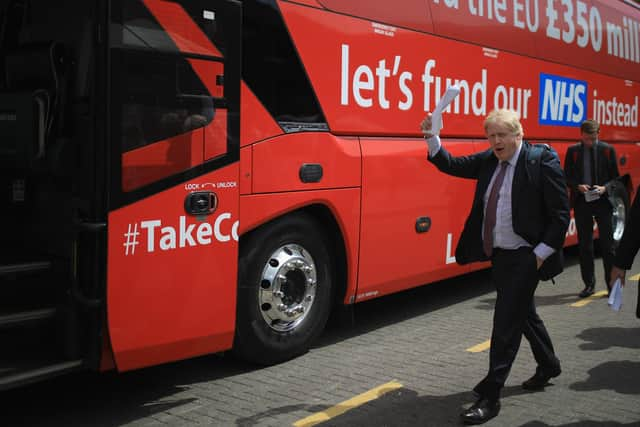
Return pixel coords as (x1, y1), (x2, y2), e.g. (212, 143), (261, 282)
(460, 398), (500, 425)
(522, 367), (561, 391)
(579, 285), (595, 298)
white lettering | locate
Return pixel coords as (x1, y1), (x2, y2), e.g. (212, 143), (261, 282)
(576, 1), (588, 48)
(341, 44), (349, 105)
(525, 0), (540, 32)
(514, 0), (525, 29)
(421, 60), (437, 111)
(589, 7), (602, 52)
(179, 216), (196, 247)
(214, 213), (232, 242)
(468, 0), (507, 23)
(592, 92), (638, 128)
(197, 222), (213, 244)
(160, 226), (176, 250)
(546, 0), (560, 40)
(432, 0), (460, 7)
(375, 59), (391, 109)
(231, 220), (239, 242)
(398, 71), (413, 110)
(141, 220), (161, 252)
(353, 65), (374, 108)
(561, 0), (575, 44)
(446, 233), (456, 264)
(133, 214), (237, 254)
(471, 69), (487, 116)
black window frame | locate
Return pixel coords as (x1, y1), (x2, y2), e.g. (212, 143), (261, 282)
(107, 0), (241, 210)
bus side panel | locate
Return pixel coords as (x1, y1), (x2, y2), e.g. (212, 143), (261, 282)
(306, 0), (640, 93)
(240, 82), (283, 147)
(286, 0), (325, 8)
(356, 138), (486, 301)
(240, 189), (361, 305)
(107, 165), (238, 371)
(617, 142), (640, 186)
(251, 133), (361, 193)
(279, 2), (640, 143)
(314, 0), (434, 33)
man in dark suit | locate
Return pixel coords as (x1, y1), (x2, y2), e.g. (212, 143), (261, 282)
(421, 109), (570, 425)
(610, 188), (640, 288)
(564, 119), (619, 298)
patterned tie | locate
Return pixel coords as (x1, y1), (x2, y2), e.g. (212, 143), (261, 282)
(483, 162), (508, 257)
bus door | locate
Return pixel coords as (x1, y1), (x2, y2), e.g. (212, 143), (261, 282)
(106, 0), (241, 371)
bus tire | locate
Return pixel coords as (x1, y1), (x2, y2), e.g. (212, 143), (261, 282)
(233, 212), (333, 365)
(610, 182), (630, 247)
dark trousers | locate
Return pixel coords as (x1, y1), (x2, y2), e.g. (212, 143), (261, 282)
(473, 247), (560, 400)
(574, 197), (614, 290)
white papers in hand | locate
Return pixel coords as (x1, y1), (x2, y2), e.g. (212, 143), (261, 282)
(430, 85), (461, 136)
(584, 189), (600, 202)
(608, 278), (623, 311)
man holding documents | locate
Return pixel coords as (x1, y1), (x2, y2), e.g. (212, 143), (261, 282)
(421, 107), (569, 425)
(564, 120), (620, 298)
(610, 187), (640, 316)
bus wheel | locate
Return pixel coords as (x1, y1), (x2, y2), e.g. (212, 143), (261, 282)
(610, 184), (629, 246)
(233, 213), (333, 365)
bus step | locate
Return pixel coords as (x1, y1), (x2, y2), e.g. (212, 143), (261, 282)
(0, 261), (52, 276)
(0, 308), (57, 329)
(0, 360), (84, 391)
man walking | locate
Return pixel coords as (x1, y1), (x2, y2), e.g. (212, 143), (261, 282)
(564, 119), (619, 297)
(421, 109), (569, 425)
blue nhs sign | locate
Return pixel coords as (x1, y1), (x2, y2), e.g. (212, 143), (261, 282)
(539, 73), (587, 127)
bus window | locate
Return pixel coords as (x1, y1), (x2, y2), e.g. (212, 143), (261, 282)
(110, 0), (228, 192)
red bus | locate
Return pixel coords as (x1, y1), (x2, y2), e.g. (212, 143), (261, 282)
(1, 0), (639, 390)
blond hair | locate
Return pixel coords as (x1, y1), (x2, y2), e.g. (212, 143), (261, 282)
(483, 109), (523, 136)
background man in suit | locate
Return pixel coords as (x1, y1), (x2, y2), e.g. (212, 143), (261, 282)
(564, 119), (619, 298)
(421, 109), (569, 425)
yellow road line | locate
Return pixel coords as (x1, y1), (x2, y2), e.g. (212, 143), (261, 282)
(629, 273), (640, 281)
(570, 290), (608, 307)
(467, 340), (491, 353)
(292, 380), (402, 427)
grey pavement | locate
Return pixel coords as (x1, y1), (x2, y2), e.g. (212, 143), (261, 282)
(1, 246), (639, 426)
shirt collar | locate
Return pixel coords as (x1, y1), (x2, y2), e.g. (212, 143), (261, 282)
(502, 142), (522, 168)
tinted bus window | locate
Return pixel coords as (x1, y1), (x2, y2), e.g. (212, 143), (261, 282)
(110, 0), (229, 192)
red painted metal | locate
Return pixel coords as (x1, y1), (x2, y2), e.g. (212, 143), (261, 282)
(108, 165), (239, 371)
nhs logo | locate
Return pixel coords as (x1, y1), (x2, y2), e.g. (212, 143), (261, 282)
(539, 73), (587, 127)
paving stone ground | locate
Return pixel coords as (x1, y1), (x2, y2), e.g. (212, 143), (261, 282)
(2, 246), (639, 426)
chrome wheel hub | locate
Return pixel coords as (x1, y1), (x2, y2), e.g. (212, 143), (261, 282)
(258, 244), (317, 332)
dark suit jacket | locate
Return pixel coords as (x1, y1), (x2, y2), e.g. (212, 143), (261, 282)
(614, 188), (640, 269)
(564, 141), (619, 207)
(429, 143), (570, 280)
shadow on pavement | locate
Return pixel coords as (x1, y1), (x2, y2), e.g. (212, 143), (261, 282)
(570, 360), (640, 395)
(577, 327), (640, 350)
(238, 382), (640, 427)
(521, 421), (640, 426)
(0, 353), (257, 427)
(243, 384), (593, 427)
(317, 268), (495, 348)
(474, 292), (580, 311)
(241, 386), (471, 427)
